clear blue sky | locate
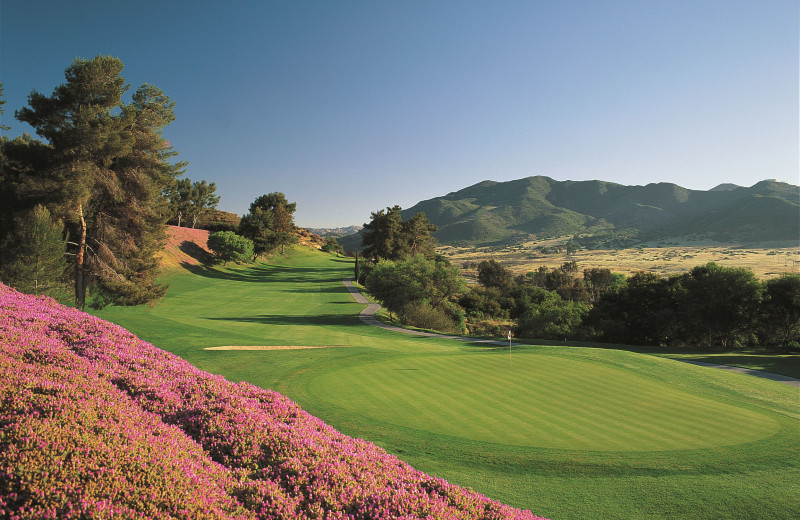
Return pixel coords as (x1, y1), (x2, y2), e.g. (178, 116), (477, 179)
(2, 1), (797, 227)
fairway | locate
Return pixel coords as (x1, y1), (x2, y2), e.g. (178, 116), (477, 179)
(308, 353), (779, 451)
(93, 248), (800, 520)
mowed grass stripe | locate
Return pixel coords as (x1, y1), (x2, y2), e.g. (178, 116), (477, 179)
(370, 359), (474, 434)
(310, 352), (779, 451)
(496, 354), (780, 449)
(550, 373), (699, 450)
(459, 357), (608, 447)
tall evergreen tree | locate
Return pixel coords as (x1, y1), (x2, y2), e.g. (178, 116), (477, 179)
(15, 56), (184, 308)
(0, 83), (11, 246)
(0, 135), (54, 257)
(0, 204), (68, 297)
(0, 83), (9, 132)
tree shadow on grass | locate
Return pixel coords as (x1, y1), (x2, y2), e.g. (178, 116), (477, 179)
(179, 241), (214, 265)
(180, 262), (267, 282)
(288, 286), (351, 294)
(205, 314), (362, 327)
(180, 262), (341, 284)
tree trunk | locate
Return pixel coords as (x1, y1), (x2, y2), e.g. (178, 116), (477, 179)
(177, 211), (182, 228)
(75, 203), (87, 310)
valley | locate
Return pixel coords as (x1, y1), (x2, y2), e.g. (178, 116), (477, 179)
(441, 241), (800, 280)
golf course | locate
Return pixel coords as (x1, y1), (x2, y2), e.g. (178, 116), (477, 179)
(93, 248), (800, 520)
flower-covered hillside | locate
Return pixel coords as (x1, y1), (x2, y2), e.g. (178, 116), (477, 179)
(0, 284), (547, 520)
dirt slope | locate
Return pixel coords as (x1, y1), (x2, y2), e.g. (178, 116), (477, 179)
(157, 225), (212, 268)
(157, 225), (325, 269)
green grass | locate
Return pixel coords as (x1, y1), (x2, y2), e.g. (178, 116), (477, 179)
(93, 248), (800, 520)
(308, 352), (779, 451)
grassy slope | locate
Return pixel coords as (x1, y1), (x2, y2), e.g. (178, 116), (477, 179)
(94, 249), (800, 520)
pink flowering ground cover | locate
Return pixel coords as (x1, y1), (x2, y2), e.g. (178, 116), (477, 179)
(0, 283), (547, 520)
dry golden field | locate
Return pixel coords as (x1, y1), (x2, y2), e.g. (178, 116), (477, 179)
(440, 240), (800, 281)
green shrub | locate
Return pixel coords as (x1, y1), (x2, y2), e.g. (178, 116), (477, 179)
(516, 289), (588, 340)
(401, 301), (462, 334)
(207, 231), (254, 265)
(364, 255), (465, 315)
(466, 320), (505, 337)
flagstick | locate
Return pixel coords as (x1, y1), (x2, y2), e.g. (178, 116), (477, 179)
(508, 330), (512, 367)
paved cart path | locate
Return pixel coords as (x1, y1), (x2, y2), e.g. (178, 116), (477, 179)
(343, 279), (800, 388)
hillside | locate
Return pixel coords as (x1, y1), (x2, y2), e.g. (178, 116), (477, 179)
(157, 225), (325, 269)
(157, 225), (212, 268)
(340, 177), (799, 249)
(0, 283), (545, 519)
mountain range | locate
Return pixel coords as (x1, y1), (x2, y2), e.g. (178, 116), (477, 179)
(340, 176), (798, 250)
(306, 225), (363, 238)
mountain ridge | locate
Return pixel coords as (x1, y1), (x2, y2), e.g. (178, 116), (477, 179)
(340, 176), (798, 250)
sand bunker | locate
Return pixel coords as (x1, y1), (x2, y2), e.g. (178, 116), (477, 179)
(204, 345), (347, 351)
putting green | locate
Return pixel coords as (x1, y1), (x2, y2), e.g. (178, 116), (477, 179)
(308, 352), (780, 451)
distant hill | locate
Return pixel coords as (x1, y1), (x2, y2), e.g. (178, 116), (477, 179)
(307, 225), (363, 238)
(710, 183), (741, 192)
(339, 177), (799, 250)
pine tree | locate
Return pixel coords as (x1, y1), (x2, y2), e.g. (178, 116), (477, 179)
(1, 205), (68, 297)
(89, 83), (185, 306)
(0, 83), (11, 246)
(15, 56), (184, 308)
